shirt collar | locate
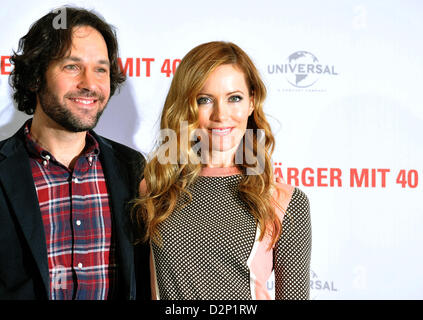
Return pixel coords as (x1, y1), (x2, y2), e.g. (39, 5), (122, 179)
(24, 119), (100, 166)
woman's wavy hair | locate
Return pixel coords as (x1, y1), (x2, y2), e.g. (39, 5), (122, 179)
(9, 6), (125, 115)
(134, 41), (284, 247)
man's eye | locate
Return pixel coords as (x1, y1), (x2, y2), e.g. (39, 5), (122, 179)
(197, 97), (212, 105)
(97, 67), (108, 73)
(64, 64), (78, 70)
(229, 95), (242, 102)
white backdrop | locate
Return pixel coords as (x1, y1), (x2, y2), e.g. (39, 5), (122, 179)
(1, 0), (422, 299)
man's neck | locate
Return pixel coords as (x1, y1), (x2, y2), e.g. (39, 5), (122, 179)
(30, 111), (87, 170)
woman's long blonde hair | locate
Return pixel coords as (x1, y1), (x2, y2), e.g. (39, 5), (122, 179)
(134, 41), (282, 247)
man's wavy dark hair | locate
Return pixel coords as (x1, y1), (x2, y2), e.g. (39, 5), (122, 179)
(9, 6), (126, 115)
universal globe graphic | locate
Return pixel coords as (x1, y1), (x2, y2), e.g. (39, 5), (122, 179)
(286, 51), (319, 88)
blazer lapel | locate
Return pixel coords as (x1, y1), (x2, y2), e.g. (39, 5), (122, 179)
(96, 136), (135, 299)
(0, 135), (50, 297)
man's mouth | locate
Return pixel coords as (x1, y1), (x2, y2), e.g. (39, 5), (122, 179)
(69, 97), (98, 105)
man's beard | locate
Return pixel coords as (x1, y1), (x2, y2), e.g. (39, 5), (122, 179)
(38, 86), (108, 132)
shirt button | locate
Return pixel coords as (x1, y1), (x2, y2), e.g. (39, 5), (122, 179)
(76, 220), (81, 226)
(77, 263), (83, 269)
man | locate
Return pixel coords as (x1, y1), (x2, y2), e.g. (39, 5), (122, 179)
(0, 7), (149, 300)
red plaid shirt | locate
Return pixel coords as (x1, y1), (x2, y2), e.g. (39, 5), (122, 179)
(24, 121), (116, 300)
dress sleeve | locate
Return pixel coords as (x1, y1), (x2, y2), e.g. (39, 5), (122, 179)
(273, 187), (312, 300)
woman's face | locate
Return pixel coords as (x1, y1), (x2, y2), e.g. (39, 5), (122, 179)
(196, 64), (254, 159)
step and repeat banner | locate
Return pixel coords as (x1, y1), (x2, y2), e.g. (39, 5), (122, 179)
(1, 0), (422, 299)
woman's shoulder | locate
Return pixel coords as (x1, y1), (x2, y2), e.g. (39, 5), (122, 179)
(139, 178), (147, 195)
(272, 181), (310, 220)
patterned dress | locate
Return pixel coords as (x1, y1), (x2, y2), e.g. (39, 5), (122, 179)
(148, 167), (311, 300)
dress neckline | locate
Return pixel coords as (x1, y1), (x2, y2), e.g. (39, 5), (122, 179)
(199, 166), (242, 177)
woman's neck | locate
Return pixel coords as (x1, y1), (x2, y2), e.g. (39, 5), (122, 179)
(202, 147), (238, 168)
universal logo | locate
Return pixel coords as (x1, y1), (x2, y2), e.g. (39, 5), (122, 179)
(310, 270), (338, 299)
(268, 51), (338, 91)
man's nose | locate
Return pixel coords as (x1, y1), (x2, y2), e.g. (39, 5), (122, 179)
(77, 69), (98, 93)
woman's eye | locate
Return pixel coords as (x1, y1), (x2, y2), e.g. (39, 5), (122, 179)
(229, 95), (242, 102)
(197, 97), (212, 105)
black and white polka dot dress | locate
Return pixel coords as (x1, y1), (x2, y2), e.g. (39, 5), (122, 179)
(150, 167), (311, 300)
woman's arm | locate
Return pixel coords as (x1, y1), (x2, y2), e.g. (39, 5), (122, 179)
(273, 188), (312, 300)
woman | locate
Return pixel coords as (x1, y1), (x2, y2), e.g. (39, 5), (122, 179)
(134, 41), (311, 300)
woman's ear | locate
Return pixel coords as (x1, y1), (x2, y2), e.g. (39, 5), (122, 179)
(248, 95), (254, 116)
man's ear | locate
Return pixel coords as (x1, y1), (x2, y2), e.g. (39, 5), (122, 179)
(30, 78), (41, 92)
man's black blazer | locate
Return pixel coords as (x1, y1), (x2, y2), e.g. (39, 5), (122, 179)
(0, 123), (150, 300)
